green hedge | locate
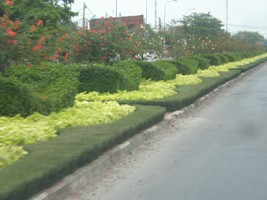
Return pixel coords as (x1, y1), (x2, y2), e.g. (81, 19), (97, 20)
(150, 61), (178, 81)
(77, 65), (125, 93)
(223, 52), (242, 62)
(190, 55), (210, 69)
(215, 54), (229, 64)
(111, 60), (142, 91)
(3, 63), (79, 116)
(200, 54), (222, 66)
(134, 61), (165, 81)
(0, 76), (39, 117)
(0, 105), (166, 200)
(168, 58), (199, 75)
(242, 51), (264, 58)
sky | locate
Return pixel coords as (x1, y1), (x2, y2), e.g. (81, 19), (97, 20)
(70, 0), (267, 38)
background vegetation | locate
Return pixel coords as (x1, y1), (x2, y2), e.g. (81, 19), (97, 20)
(1, 1), (266, 71)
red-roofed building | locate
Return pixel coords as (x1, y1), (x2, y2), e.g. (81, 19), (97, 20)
(90, 15), (144, 30)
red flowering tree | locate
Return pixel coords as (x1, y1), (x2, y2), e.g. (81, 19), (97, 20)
(61, 17), (147, 64)
(55, 17), (152, 63)
(0, 0), (76, 70)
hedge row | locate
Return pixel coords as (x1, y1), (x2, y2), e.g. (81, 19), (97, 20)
(0, 51), (265, 117)
(77, 65), (125, 93)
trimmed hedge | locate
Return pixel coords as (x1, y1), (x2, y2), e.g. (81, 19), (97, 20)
(111, 60), (142, 91)
(150, 61), (178, 81)
(200, 54), (222, 66)
(223, 52), (242, 62)
(77, 65), (125, 93)
(0, 105), (166, 200)
(0, 76), (39, 117)
(215, 54), (229, 64)
(134, 61), (165, 81)
(190, 55), (210, 69)
(3, 63), (79, 116)
(168, 58), (199, 75)
(241, 51), (264, 58)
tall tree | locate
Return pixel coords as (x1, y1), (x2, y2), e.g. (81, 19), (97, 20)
(179, 12), (224, 39)
(176, 12), (225, 55)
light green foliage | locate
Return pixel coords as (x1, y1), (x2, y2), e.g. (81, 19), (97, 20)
(76, 74), (203, 101)
(0, 144), (28, 169)
(76, 81), (177, 101)
(167, 74), (202, 86)
(0, 101), (135, 168)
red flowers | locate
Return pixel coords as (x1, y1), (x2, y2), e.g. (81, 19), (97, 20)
(36, 20), (43, 26)
(30, 20), (43, 32)
(64, 52), (69, 63)
(32, 36), (45, 51)
(30, 25), (36, 32)
(5, 0), (14, 6)
(6, 28), (17, 36)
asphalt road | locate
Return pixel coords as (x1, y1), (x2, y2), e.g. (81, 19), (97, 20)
(68, 63), (267, 200)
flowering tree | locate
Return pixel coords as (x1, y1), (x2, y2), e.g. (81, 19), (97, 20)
(0, 0), (76, 70)
(58, 17), (159, 64)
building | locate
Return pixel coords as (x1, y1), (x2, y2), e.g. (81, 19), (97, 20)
(90, 15), (144, 30)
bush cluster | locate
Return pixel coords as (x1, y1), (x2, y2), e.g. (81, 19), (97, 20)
(134, 61), (164, 81)
(0, 76), (39, 117)
(150, 61), (177, 81)
(168, 58), (199, 75)
(199, 54), (222, 66)
(2, 63), (79, 116)
(111, 60), (142, 91)
(77, 64), (125, 93)
(191, 55), (210, 69)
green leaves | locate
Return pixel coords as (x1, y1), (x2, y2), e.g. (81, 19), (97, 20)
(0, 101), (135, 168)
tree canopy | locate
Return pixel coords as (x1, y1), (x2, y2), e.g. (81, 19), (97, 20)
(179, 12), (224, 39)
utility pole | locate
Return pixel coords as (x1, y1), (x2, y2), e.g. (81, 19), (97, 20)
(226, 0), (229, 32)
(116, 0), (118, 17)
(146, 0), (148, 24)
(82, 2), (86, 28)
(155, 0), (157, 29)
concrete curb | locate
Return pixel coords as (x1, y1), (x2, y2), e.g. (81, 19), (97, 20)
(30, 65), (262, 200)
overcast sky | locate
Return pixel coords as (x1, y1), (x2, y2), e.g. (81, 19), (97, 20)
(71, 0), (267, 37)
